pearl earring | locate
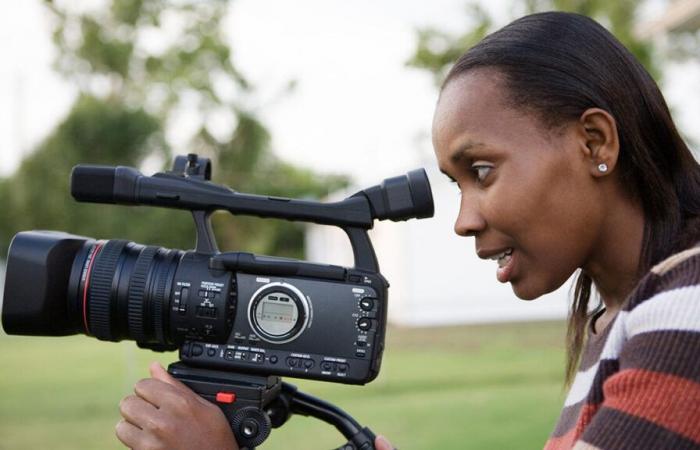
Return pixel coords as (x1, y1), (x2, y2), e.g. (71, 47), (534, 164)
(598, 163), (608, 173)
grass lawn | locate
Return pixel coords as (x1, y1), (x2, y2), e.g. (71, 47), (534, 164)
(0, 321), (567, 450)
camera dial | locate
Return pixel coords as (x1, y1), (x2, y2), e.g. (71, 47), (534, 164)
(247, 282), (310, 344)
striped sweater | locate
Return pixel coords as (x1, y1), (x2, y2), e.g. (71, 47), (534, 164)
(545, 243), (700, 450)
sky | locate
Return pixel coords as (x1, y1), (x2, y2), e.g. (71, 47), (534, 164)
(0, 0), (697, 187)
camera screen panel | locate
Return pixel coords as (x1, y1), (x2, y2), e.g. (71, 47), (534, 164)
(255, 294), (299, 336)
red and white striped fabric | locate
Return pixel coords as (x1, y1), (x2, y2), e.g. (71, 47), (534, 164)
(545, 243), (700, 450)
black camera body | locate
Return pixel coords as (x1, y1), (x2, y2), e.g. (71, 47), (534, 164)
(180, 268), (387, 384)
(1, 154), (433, 448)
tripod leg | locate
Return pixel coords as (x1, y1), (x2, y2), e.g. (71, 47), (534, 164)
(285, 383), (377, 450)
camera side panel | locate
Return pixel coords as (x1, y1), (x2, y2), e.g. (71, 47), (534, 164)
(180, 271), (388, 384)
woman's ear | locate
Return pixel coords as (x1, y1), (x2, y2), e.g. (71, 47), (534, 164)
(577, 108), (620, 178)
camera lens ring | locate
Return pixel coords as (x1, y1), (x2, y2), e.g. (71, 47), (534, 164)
(126, 245), (159, 342)
(87, 239), (129, 339)
(152, 249), (183, 344)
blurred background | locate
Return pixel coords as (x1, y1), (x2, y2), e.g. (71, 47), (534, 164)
(0, 0), (698, 449)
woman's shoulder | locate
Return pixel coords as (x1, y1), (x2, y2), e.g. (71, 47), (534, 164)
(620, 241), (700, 336)
(650, 241), (700, 279)
(626, 242), (700, 300)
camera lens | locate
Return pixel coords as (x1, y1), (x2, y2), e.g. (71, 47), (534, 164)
(68, 239), (184, 344)
(2, 231), (235, 348)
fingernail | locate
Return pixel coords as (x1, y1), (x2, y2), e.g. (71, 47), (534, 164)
(376, 435), (394, 450)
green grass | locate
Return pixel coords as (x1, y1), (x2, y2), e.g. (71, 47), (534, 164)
(0, 321), (567, 450)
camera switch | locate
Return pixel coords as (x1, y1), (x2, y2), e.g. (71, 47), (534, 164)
(359, 298), (374, 311)
(215, 392), (236, 404)
(286, 357), (299, 368)
(357, 318), (372, 331)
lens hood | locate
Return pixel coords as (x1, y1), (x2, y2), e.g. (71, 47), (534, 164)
(1, 231), (88, 336)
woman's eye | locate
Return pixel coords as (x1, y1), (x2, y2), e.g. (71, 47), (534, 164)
(471, 164), (493, 183)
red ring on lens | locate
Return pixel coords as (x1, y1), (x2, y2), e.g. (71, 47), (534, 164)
(83, 242), (104, 335)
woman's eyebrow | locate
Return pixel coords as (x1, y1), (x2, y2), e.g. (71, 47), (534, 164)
(450, 140), (486, 164)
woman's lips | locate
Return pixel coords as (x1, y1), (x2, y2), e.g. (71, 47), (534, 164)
(496, 249), (516, 283)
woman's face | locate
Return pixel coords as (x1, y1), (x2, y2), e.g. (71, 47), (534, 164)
(433, 70), (605, 300)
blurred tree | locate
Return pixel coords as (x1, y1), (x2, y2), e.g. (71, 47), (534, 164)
(0, 0), (347, 257)
(408, 0), (664, 87)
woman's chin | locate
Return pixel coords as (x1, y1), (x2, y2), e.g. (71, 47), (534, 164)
(510, 277), (568, 301)
(510, 278), (554, 301)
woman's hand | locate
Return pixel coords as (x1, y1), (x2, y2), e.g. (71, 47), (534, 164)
(116, 362), (238, 450)
(375, 435), (396, 450)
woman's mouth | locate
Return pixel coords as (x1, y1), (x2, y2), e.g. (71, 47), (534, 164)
(489, 248), (515, 283)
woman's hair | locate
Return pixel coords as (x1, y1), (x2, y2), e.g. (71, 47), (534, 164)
(442, 11), (700, 385)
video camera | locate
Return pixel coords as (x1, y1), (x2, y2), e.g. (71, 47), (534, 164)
(1, 154), (434, 449)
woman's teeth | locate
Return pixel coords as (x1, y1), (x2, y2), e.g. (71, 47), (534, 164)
(490, 248), (513, 268)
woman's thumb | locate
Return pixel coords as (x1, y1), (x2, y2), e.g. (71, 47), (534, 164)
(149, 362), (187, 390)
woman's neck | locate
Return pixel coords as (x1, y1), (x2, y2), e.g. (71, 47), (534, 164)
(582, 192), (646, 317)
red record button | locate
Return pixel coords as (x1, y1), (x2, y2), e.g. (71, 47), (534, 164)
(216, 392), (236, 404)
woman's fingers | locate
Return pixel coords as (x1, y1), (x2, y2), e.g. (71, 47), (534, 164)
(149, 362), (189, 392)
(119, 394), (158, 426)
(375, 435), (396, 450)
(115, 418), (144, 448)
(140, 362), (210, 408)
(133, 378), (181, 409)
(117, 368), (239, 450)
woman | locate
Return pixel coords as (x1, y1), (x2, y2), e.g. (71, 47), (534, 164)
(115, 12), (700, 450)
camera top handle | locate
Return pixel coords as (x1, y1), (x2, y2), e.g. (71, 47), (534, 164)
(70, 153), (434, 272)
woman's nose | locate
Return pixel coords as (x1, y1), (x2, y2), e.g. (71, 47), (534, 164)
(454, 193), (486, 237)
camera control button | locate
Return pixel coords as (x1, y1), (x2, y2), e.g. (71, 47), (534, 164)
(192, 344), (204, 356)
(359, 298), (374, 311)
(321, 361), (334, 371)
(215, 392), (236, 404)
(207, 347), (216, 357)
(355, 349), (367, 358)
(303, 359), (314, 369)
(338, 364), (348, 372)
(269, 355), (278, 364)
(225, 349), (236, 360)
(286, 357), (298, 368)
(357, 318), (372, 331)
(356, 340), (367, 347)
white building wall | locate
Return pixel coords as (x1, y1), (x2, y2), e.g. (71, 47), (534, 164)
(306, 164), (572, 326)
